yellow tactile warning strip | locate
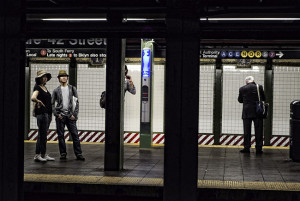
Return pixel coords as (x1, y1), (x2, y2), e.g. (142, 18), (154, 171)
(24, 174), (163, 187)
(198, 180), (300, 191)
(25, 174), (300, 191)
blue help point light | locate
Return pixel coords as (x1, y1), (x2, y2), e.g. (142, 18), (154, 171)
(142, 48), (151, 77)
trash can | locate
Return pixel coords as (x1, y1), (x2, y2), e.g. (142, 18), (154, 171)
(290, 100), (300, 162)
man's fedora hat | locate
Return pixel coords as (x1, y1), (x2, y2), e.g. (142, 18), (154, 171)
(57, 70), (69, 78)
(35, 69), (52, 82)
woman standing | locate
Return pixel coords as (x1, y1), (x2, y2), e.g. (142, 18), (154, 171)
(31, 70), (55, 162)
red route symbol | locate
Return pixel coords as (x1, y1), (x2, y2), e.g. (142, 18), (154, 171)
(40, 49), (47, 56)
(68, 53), (73, 58)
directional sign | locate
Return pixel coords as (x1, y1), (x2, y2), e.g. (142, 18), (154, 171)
(276, 51), (284, 58)
(200, 49), (300, 59)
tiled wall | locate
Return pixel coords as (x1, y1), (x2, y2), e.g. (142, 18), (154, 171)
(124, 65), (141, 132)
(273, 66), (300, 136)
(77, 64), (106, 131)
(123, 64), (165, 132)
(29, 63), (165, 133)
(30, 64), (69, 130)
(33, 63), (296, 137)
(199, 65), (215, 134)
(152, 65), (165, 132)
(222, 65), (265, 134)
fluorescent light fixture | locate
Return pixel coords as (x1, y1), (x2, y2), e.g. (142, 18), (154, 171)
(126, 18), (149, 21)
(200, 18), (300, 21)
(123, 18), (165, 22)
(42, 18), (107, 21)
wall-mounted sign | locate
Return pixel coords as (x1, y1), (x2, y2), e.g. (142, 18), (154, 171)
(26, 38), (107, 48)
(200, 50), (300, 59)
(26, 48), (106, 58)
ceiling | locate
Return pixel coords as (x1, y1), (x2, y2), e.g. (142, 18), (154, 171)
(25, 0), (300, 46)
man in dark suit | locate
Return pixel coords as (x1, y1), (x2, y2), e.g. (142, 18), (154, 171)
(238, 76), (265, 154)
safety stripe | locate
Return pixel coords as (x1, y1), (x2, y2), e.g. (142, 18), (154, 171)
(233, 136), (244, 146)
(153, 133), (164, 144)
(80, 132), (92, 142)
(86, 132), (98, 142)
(124, 133), (139, 143)
(27, 130), (290, 147)
(98, 132), (106, 143)
(47, 131), (56, 141)
(92, 132), (103, 143)
(131, 133), (140, 143)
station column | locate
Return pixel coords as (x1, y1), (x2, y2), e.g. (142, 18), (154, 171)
(104, 11), (125, 171)
(140, 39), (154, 148)
(0, 0), (25, 200)
(164, 2), (200, 201)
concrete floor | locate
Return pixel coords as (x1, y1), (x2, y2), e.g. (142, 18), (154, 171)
(24, 141), (300, 183)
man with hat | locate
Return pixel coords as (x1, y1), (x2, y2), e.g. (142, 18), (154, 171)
(52, 70), (85, 160)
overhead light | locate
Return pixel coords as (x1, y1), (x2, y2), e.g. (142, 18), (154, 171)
(42, 18), (107, 21)
(200, 18), (300, 21)
(123, 18), (165, 22)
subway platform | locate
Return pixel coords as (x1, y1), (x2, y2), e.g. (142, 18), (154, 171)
(24, 141), (300, 201)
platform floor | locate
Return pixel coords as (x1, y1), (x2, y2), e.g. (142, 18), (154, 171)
(24, 141), (300, 192)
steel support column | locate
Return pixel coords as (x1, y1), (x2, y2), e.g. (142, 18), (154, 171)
(164, 4), (199, 201)
(104, 37), (126, 171)
(0, 0), (25, 200)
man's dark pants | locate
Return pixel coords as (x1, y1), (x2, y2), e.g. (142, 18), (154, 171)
(243, 118), (263, 151)
(56, 116), (82, 156)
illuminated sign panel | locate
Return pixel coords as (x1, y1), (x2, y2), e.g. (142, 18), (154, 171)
(142, 48), (151, 77)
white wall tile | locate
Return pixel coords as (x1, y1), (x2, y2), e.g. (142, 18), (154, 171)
(222, 65), (265, 134)
(77, 64), (106, 131)
(273, 66), (300, 136)
(199, 65), (215, 133)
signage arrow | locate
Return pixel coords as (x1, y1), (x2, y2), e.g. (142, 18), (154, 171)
(276, 51), (284, 58)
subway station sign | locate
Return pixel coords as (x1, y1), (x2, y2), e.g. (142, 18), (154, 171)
(26, 38), (106, 48)
(26, 38), (106, 58)
(200, 50), (300, 59)
(26, 48), (106, 58)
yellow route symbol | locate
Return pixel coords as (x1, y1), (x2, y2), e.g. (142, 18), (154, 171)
(255, 51), (262, 58)
(241, 51), (248, 58)
(248, 51), (255, 58)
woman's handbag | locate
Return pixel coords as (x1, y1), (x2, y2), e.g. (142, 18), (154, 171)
(32, 102), (42, 117)
(256, 84), (269, 118)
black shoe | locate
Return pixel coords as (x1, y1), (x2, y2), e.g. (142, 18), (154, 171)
(240, 149), (250, 153)
(60, 153), (67, 160)
(76, 154), (85, 161)
(256, 150), (263, 154)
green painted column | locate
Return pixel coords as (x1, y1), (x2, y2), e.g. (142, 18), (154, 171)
(213, 66), (222, 145)
(264, 60), (273, 146)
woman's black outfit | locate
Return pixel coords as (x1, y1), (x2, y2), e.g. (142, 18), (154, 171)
(34, 84), (52, 155)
